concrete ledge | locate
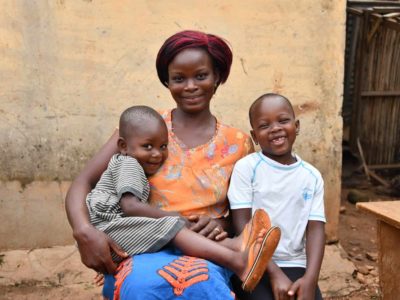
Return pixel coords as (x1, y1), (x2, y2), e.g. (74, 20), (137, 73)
(0, 181), (73, 250)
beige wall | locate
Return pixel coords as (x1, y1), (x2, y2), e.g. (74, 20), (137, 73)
(0, 0), (345, 249)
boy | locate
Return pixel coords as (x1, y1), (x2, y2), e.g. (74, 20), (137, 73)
(228, 94), (325, 299)
(86, 105), (281, 292)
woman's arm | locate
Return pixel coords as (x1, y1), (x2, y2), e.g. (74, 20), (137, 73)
(288, 220), (325, 299)
(65, 129), (127, 274)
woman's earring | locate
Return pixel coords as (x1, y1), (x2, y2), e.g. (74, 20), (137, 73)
(165, 82), (169, 87)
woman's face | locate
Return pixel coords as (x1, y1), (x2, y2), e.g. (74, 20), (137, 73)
(167, 48), (219, 114)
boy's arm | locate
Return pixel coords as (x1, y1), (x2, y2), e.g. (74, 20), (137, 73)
(266, 261), (294, 300)
(231, 208), (251, 234)
(65, 129), (128, 274)
(288, 220), (325, 299)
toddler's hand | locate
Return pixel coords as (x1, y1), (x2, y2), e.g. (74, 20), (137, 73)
(94, 272), (105, 286)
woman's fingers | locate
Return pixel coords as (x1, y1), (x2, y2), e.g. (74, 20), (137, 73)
(214, 231), (228, 241)
(188, 215), (207, 232)
(76, 227), (118, 274)
(187, 215), (225, 240)
(108, 237), (129, 260)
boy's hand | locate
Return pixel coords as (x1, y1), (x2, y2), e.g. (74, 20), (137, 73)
(74, 225), (128, 274)
(287, 276), (316, 300)
(187, 215), (228, 241)
(269, 269), (293, 300)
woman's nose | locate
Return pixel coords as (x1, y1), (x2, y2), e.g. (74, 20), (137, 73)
(184, 78), (197, 91)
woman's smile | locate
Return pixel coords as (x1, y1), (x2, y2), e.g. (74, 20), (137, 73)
(167, 48), (218, 114)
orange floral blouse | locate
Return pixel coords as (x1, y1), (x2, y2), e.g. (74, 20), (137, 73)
(148, 110), (254, 218)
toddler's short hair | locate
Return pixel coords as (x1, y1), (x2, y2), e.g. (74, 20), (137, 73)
(119, 106), (164, 139)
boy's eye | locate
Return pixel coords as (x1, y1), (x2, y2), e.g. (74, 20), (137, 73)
(260, 124), (270, 129)
(143, 144), (153, 150)
(280, 119), (290, 124)
(160, 144), (168, 150)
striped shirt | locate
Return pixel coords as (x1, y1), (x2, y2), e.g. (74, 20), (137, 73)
(86, 154), (184, 262)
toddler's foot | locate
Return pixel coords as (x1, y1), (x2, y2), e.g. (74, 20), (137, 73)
(239, 225), (281, 292)
(235, 209), (272, 251)
(94, 272), (105, 286)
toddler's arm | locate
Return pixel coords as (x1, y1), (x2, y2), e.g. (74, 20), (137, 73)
(120, 193), (182, 219)
(288, 220), (325, 299)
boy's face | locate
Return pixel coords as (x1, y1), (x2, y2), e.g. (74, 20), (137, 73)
(121, 120), (169, 176)
(250, 98), (299, 165)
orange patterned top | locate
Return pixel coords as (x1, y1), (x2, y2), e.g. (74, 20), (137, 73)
(148, 109), (254, 218)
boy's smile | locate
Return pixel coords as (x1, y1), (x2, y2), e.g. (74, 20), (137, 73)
(250, 96), (299, 165)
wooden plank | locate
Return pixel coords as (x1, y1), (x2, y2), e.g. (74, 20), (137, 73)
(378, 221), (400, 299)
(357, 138), (370, 180)
(349, 0), (400, 5)
(368, 170), (391, 187)
(368, 163), (400, 170)
(384, 12), (400, 18)
(357, 201), (400, 229)
(361, 90), (400, 96)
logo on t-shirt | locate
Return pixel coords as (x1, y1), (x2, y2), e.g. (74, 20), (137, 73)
(302, 188), (313, 201)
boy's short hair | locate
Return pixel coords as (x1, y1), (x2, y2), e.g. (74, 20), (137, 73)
(249, 93), (295, 127)
(156, 30), (232, 87)
(119, 106), (164, 139)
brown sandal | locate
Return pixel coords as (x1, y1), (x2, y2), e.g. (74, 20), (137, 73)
(241, 225), (281, 292)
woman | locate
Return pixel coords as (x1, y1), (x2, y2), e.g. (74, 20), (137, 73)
(65, 30), (254, 299)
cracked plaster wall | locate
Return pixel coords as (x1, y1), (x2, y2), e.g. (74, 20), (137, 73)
(0, 0), (345, 249)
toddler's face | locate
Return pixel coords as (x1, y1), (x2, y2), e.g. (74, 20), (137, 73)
(250, 99), (299, 165)
(125, 121), (169, 176)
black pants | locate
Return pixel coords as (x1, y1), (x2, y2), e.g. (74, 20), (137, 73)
(231, 267), (323, 300)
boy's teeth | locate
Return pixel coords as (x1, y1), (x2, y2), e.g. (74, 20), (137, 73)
(272, 137), (285, 144)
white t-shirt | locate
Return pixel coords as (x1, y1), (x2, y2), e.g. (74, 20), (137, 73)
(228, 152), (326, 268)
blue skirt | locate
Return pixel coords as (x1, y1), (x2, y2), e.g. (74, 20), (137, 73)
(103, 247), (235, 300)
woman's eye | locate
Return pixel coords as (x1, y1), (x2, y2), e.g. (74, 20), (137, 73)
(172, 76), (183, 83)
(196, 73), (207, 80)
(143, 144), (152, 150)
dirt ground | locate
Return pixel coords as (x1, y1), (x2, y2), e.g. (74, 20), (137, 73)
(1, 152), (398, 299)
(333, 149), (398, 300)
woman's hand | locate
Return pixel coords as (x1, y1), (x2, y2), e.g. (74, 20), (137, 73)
(187, 215), (228, 241)
(74, 225), (128, 274)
